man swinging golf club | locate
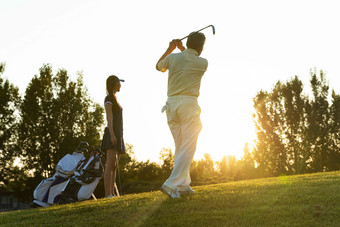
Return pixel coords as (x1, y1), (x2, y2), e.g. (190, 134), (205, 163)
(156, 31), (208, 198)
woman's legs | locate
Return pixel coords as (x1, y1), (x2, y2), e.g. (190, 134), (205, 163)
(104, 149), (115, 197)
(110, 152), (120, 196)
(104, 149), (120, 197)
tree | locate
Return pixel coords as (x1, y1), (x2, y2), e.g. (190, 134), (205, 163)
(253, 76), (311, 175)
(253, 70), (340, 176)
(0, 62), (21, 190)
(308, 69), (331, 172)
(253, 85), (289, 176)
(19, 64), (104, 181)
(0, 62), (4, 73)
(191, 153), (218, 184)
(235, 143), (257, 180)
(218, 154), (237, 180)
(159, 147), (174, 179)
(327, 90), (340, 170)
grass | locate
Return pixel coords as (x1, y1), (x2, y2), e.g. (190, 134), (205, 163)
(1, 171), (339, 226)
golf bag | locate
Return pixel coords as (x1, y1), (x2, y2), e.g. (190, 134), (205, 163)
(33, 142), (104, 207)
(60, 148), (104, 203)
(33, 151), (85, 207)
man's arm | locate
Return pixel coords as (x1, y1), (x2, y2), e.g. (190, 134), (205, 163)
(156, 39), (185, 72)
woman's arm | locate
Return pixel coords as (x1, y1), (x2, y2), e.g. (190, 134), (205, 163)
(105, 103), (117, 145)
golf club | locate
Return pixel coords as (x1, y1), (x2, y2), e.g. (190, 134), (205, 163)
(180, 25), (216, 41)
(116, 153), (122, 196)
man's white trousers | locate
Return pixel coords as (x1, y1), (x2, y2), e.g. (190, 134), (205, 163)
(162, 95), (202, 190)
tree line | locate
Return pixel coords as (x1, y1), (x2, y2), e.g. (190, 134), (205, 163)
(253, 69), (340, 176)
(1, 63), (339, 199)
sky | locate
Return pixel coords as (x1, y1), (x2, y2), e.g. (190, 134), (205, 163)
(1, 0), (340, 163)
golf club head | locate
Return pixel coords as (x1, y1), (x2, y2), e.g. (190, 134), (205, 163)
(79, 141), (89, 147)
(75, 141), (89, 153)
(80, 147), (89, 153)
(210, 25), (215, 35)
(180, 25), (215, 41)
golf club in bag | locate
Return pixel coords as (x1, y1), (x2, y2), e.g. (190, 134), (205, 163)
(180, 25), (216, 41)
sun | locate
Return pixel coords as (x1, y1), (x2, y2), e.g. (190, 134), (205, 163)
(194, 98), (256, 162)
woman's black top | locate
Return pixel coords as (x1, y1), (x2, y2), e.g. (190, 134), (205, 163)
(101, 94), (125, 153)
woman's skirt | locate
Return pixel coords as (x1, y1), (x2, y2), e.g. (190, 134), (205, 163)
(101, 127), (126, 154)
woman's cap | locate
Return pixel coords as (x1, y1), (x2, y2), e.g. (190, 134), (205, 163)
(109, 75), (125, 83)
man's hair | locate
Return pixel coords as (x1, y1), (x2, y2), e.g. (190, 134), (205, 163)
(186, 32), (206, 52)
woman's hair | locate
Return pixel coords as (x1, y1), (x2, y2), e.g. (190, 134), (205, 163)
(106, 75), (121, 108)
(186, 32), (206, 52)
(106, 75), (118, 96)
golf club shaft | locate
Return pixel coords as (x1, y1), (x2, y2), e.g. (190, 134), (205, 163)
(180, 25), (215, 41)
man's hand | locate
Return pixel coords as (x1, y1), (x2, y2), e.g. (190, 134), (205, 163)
(175, 39), (185, 51)
(168, 39), (178, 52)
(169, 39), (185, 51)
(156, 39), (185, 71)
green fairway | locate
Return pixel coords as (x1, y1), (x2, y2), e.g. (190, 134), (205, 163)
(1, 171), (339, 226)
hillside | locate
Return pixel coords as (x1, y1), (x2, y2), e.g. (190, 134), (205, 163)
(1, 171), (339, 226)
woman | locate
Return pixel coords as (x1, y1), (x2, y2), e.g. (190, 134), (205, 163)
(101, 75), (125, 198)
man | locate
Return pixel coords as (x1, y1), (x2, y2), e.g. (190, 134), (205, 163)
(156, 32), (208, 198)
